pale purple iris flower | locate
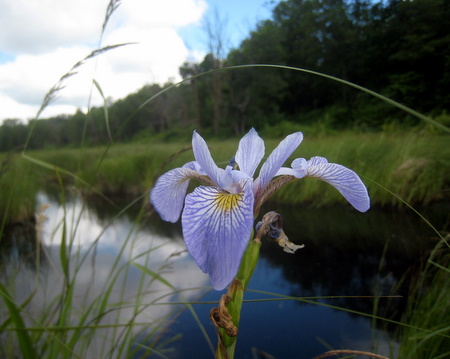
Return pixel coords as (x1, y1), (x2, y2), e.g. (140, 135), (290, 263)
(150, 128), (369, 290)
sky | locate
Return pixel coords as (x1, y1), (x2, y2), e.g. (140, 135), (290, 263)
(0, 0), (278, 123)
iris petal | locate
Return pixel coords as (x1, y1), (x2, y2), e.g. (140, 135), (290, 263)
(150, 167), (198, 222)
(273, 167), (298, 177)
(275, 158), (308, 178)
(183, 161), (206, 175)
(235, 128), (265, 177)
(306, 157), (370, 212)
(192, 131), (223, 186)
(182, 181), (254, 290)
(254, 132), (303, 195)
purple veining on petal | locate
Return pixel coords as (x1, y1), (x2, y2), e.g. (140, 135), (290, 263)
(181, 180), (254, 290)
(235, 128), (265, 177)
(306, 157), (370, 212)
(192, 131), (223, 186)
(254, 132), (303, 196)
(306, 156), (328, 167)
(150, 167), (199, 222)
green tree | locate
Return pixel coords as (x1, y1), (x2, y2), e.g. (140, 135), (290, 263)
(381, 0), (450, 112)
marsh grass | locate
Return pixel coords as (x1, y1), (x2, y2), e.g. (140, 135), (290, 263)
(272, 131), (449, 207)
(16, 129), (447, 209)
(0, 153), (46, 226)
(392, 237), (450, 359)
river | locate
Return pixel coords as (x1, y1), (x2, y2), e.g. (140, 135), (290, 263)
(1, 191), (447, 359)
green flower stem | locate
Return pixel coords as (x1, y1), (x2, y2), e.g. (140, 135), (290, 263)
(215, 232), (261, 359)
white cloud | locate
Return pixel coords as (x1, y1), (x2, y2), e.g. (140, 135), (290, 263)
(0, 0), (104, 54)
(114, 0), (207, 29)
(0, 0), (208, 122)
(0, 94), (37, 121)
(0, 47), (92, 105)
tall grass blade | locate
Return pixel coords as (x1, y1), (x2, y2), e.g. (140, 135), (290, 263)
(23, 42), (134, 154)
(93, 79), (113, 142)
(132, 263), (216, 356)
(0, 283), (38, 358)
(128, 64), (450, 134)
(132, 343), (172, 359)
(427, 259), (450, 272)
(362, 176), (447, 246)
(101, 0), (121, 36)
(21, 154), (116, 206)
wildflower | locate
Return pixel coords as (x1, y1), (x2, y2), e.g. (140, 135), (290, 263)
(150, 128), (369, 290)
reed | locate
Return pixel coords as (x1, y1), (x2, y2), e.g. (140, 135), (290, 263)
(1, 128), (448, 228)
(21, 129), (448, 208)
(0, 153), (46, 226)
(394, 238), (450, 359)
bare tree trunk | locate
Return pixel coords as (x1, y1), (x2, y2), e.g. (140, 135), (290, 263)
(193, 78), (201, 131)
(204, 8), (228, 135)
(212, 70), (222, 135)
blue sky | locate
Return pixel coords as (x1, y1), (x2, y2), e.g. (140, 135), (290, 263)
(179, 0), (275, 54)
(0, 0), (279, 122)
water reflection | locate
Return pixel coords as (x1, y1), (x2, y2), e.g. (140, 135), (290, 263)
(1, 191), (446, 359)
(255, 204), (441, 318)
(1, 192), (210, 359)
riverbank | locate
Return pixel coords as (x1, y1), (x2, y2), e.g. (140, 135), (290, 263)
(1, 130), (449, 226)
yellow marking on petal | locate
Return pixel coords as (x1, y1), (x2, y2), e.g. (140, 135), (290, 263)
(214, 191), (243, 212)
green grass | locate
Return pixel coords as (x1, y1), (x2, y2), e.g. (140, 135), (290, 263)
(270, 130), (449, 208)
(0, 153), (46, 226)
(395, 239), (450, 359)
(1, 129), (448, 227)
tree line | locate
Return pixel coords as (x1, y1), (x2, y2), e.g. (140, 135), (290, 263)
(1, 0), (448, 151)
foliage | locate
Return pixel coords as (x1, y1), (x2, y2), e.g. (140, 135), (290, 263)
(0, 153), (45, 225)
(395, 240), (450, 359)
(1, 0), (449, 151)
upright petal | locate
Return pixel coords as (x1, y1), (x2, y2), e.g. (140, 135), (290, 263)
(306, 157), (370, 212)
(150, 167), (198, 223)
(235, 128), (265, 177)
(182, 180), (254, 290)
(192, 131), (223, 186)
(220, 165), (251, 194)
(254, 132), (303, 195)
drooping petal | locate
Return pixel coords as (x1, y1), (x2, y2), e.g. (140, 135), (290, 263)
(306, 157), (370, 212)
(181, 180), (254, 290)
(150, 167), (199, 222)
(306, 156), (328, 167)
(254, 132), (303, 196)
(235, 128), (265, 177)
(192, 131), (224, 186)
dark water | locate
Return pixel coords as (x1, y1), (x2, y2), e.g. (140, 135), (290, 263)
(147, 203), (447, 359)
(1, 192), (447, 359)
